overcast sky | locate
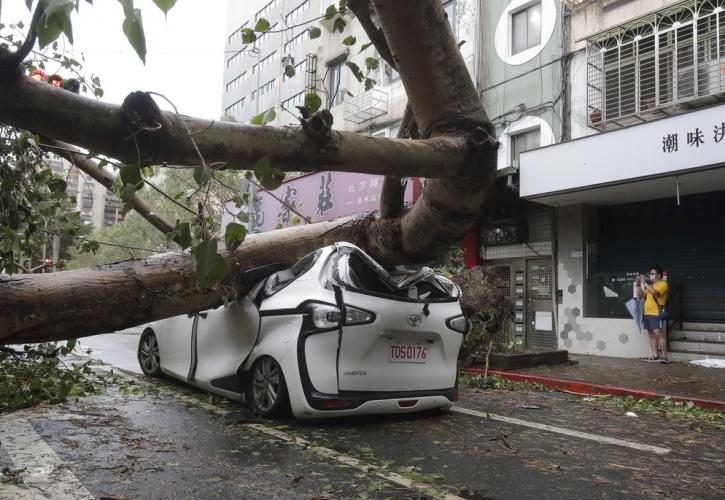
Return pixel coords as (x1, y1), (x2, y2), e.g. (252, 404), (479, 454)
(2, 0), (226, 120)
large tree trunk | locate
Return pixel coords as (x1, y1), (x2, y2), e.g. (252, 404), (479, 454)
(0, 0), (497, 344)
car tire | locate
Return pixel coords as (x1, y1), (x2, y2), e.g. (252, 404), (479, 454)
(137, 329), (162, 377)
(246, 356), (290, 418)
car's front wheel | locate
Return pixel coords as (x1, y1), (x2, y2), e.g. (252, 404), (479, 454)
(138, 329), (162, 377)
(246, 356), (290, 418)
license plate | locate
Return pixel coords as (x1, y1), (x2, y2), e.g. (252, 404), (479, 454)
(388, 342), (428, 363)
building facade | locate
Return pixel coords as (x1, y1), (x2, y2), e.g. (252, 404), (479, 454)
(521, 0), (725, 359)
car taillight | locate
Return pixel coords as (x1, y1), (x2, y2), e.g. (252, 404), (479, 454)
(321, 399), (355, 409)
(446, 315), (469, 334)
(306, 303), (373, 329)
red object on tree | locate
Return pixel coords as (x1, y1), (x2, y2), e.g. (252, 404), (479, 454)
(31, 69), (48, 82)
(48, 74), (63, 88)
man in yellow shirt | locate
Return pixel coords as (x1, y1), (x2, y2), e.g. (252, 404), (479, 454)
(637, 266), (669, 364)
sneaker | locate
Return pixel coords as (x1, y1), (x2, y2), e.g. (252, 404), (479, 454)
(643, 356), (660, 362)
(659, 358), (670, 364)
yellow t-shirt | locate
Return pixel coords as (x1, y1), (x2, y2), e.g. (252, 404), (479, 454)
(644, 281), (668, 316)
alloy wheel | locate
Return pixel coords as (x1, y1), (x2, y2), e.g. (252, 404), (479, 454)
(252, 357), (281, 413)
(139, 332), (160, 375)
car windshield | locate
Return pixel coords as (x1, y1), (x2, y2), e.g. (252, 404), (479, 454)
(264, 250), (321, 295)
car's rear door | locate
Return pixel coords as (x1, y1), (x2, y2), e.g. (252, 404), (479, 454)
(334, 251), (462, 392)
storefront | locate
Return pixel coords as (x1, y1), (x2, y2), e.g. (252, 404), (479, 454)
(520, 102), (725, 358)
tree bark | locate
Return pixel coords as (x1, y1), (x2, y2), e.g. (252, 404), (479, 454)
(0, 77), (477, 179)
(0, 215), (370, 344)
(0, 0), (498, 344)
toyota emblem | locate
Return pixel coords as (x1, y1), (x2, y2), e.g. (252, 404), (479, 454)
(407, 314), (422, 327)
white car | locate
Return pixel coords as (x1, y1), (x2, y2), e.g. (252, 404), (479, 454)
(137, 242), (467, 419)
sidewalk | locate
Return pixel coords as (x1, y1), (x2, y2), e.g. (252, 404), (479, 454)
(463, 354), (725, 410)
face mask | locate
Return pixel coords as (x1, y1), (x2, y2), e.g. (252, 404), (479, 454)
(649, 273), (657, 280)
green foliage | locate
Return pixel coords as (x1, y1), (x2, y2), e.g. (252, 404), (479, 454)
(345, 61), (363, 81)
(0, 341), (106, 414)
(253, 155), (285, 190)
(251, 108), (277, 126)
(119, 0), (147, 64)
(37, 0), (75, 48)
(304, 92), (322, 112)
(613, 396), (724, 427)
(254, 18), (270, 33)
(224, 222), (246, 252)
(461, 373), (549, 392)
(151, 0), (177, 17)
(0, 127), (85, 274)
(342, 35), (356, 46)
(436, 248), (514, 356)
(365, 57), (379, 71)
(308, 26), (321, 39)
(193, 238), (229, 289)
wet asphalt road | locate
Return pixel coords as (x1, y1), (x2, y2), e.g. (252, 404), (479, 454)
(0, 333), (723, 499)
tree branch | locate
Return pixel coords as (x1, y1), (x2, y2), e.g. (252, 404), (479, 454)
(0, 1), (44, 75)
(45, 140), (181, 243)
(0, 77), (476, 179)
(348, 0), (396, 69)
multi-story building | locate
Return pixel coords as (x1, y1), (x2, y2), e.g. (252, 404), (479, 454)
(520, 0), (725, 359)
(221, 0), (477, 137)
(48, 156), (124, 229)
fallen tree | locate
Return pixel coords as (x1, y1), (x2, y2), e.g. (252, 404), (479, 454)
(0, 0), (497, 344)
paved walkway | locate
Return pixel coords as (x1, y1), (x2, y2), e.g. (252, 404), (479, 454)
(510, 354), (725, 402)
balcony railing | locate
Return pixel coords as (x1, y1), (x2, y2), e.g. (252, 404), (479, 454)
(343, 88), (388, 125)
(587, 0), (725, 129)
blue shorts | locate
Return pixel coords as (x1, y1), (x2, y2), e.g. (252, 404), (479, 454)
(643, 315), (663, 331)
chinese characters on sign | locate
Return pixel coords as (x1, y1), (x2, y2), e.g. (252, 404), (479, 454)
(663, 123), (725, 152)
(221, 171), (414, 235)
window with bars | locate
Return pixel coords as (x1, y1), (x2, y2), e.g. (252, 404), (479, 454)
(328, 58), (347, 107)
(587, 0), (725, 128)
(259, 79), (276, 96)
(228, 22), (248, 44)
(282, 91), (305, 110)
(284, 59), (307, 81)
(225, 72), (246, 92)
(253, 24), (277, 49)
(258, 51), (278, 71)
(226, 49), (244, 68)
(225, 97), (245, 115)
(256, 0), (279, 21)
(284, 31), (307, 53)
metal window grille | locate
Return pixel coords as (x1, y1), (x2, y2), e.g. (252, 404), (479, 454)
(490, 265), (514, 344)
(305, 54), (317, 94)
(587, 0), (725, 129)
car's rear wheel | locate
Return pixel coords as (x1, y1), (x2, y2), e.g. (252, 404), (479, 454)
(246, 356), (290, 418)
(138, 329), (162, 377)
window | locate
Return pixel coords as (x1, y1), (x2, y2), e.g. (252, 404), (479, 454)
(258, 51), (277, 71)
(226, 49), (244, 68)
(510, 128), (540, 168)
(383, 62), (400, 84)
(284, 30), (307, 53)
(328, 59), (347, 107)
(282, 91), (304, 109)
(284, 59), (307, 81)
(443, 0), (456, 33)
(228, 22), (248, 44)
(226, 97), (245, 115)
(587, 3), (725, 128)
(225, 72), (246, 92)
(259, 79), (276, 96)
(256, 0), (279, 21)
(286, 0), (310, 24)
(253, 23), (277, 49)
(251, 90), (257, 101)
(511, 2), (541, 55)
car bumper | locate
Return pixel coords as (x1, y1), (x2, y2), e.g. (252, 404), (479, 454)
(293, 393), (456, 419)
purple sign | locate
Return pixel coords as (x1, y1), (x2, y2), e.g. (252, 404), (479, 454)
(221, 171), (414, 234)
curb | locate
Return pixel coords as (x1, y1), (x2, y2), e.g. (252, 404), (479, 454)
(460, 367), (725, 411)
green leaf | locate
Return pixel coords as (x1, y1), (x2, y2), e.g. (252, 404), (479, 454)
(365, 57), (379, 71)
(333, 17), (346, 33)
(119, 0), (147, 64)
(241, 28), (256, 44)
(358, 42), (374, 53)
(254, 18), (270, 33)
(342, 35), (356, 46)
(253, 155), (285, 190)
(193, 165), (211, 187)
(37, 0), (75, 48)
(47, 178), (67, 193)
(174, 221), (192, 249)
(364, 78), (376, 91)
(119, 164), (143, 188)
(325, 5), (337, 20)
(151, 0), (177, 17)
(308, 26), (321, 39)
(345, 61), (364, 82)
(304, 93), (322, 113)
(251, 108), (276, 126)
(284, 64), (296, 78)
(193, 239), (229, 288)
(224, 222), (247, 252)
